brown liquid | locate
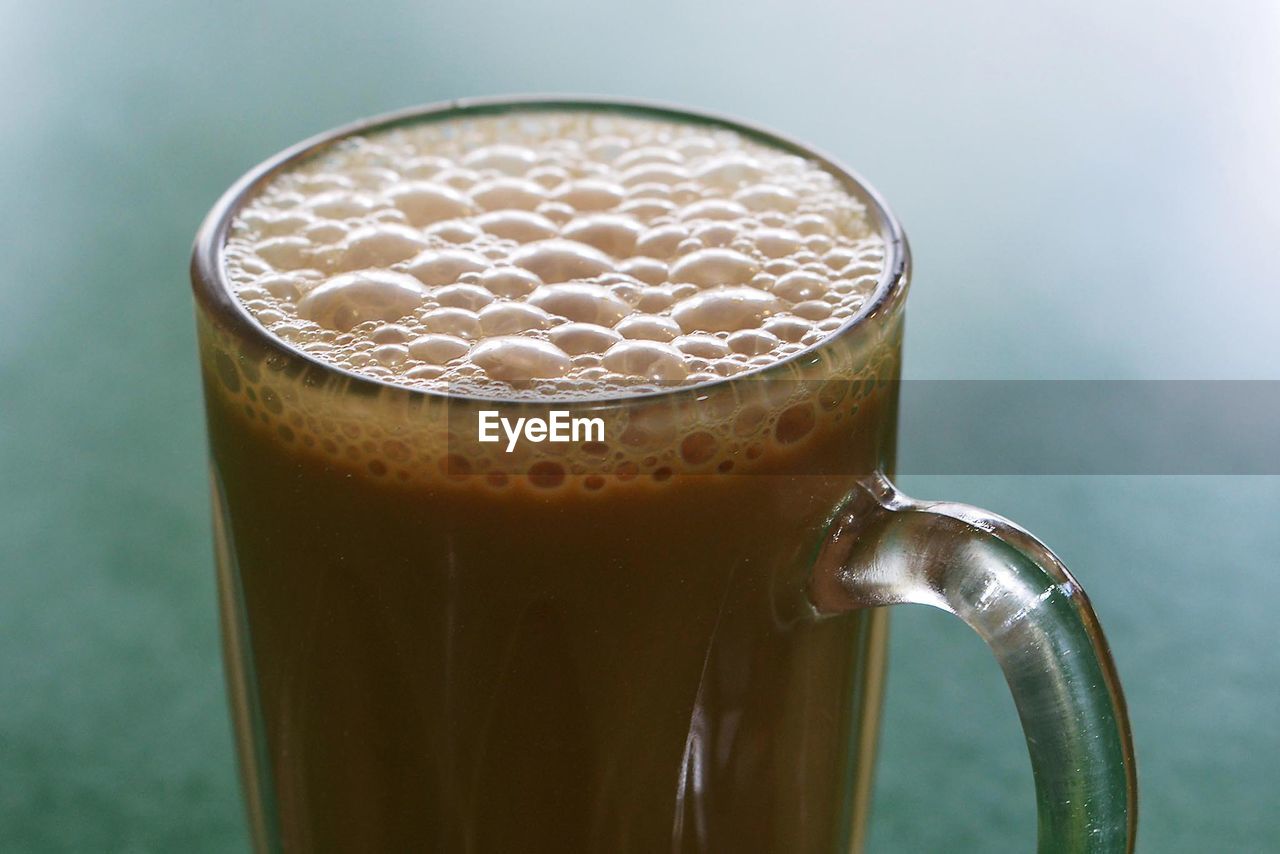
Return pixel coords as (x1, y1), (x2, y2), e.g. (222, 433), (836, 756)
(202, 323), (898, 853)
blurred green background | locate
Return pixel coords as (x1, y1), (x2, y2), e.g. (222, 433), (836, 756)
(3, 0), (1278, 851)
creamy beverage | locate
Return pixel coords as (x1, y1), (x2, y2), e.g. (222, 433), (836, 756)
(198, 105), (903, 852)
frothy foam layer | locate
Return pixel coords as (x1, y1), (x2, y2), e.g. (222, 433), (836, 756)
(222, 111), (885, 398)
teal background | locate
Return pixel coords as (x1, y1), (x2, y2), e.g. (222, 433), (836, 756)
(3, 1), (1278, 851)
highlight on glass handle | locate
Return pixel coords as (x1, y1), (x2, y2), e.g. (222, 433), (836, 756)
(810, 475), (1137, 853)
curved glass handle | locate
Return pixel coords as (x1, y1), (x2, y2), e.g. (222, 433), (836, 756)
(810, 475), (1137, 853)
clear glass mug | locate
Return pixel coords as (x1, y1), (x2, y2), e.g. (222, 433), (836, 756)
(191, 97), (1136, 853)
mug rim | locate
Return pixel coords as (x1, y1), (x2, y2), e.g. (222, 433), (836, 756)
(190, 94), (912, 406)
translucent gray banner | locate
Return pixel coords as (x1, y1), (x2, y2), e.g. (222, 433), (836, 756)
(896, 381), (1280, 475)
(441, 380), (1280, 477)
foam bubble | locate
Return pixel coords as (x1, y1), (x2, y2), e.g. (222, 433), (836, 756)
(754, 228), (803, 259)
(771, 270), (828, 302)
(763, 315), (814, 343)
(388, 183), (475, 225)
(561, 215), (643, 256)
(407, 333), (470, 363)
(669, 248), (759, 287)
(471, 178), (547, 211)
(296, 270), (429, 330)
(693, 154), (764, 187)
(728, 328), (781, 356)
(469, 337), (571, 382)
(371, 343), (409, 366)
(461, 144), (537, 174)
(553, 180), (626, 211)
(673, 333), (729, 359)
(601, 340), (689, 381)
(670, 286), (782, 333)
(421, 307), (482, 338)
(549, 322), (623, 355)
(425, 220), (483, 244)
(474, 210), (559, 243)
(614, 314), (681, 342)
(734, 184), (799, 211)
(405, 249), (490, 286)
(478, 266), (542, 298)
(255, 236), (311, 270)
(635, 225), (687, 259)
(332, 225), (429, 271)
(509, 239), (616, 282)
(527, 283), (632, 326)
(477, 301), (553, 335)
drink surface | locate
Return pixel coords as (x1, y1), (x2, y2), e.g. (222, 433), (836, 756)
(222, 110), (886, 399)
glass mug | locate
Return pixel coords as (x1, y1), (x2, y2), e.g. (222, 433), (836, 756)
(191, 97), (1136, 853)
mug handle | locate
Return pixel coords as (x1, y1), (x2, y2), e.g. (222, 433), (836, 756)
(810, 475), (1137, 852)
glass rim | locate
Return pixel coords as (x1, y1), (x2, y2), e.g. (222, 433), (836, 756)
(190, 94), (912, 406)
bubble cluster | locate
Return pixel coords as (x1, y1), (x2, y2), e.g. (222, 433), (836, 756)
(222, 110), (886, 399)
